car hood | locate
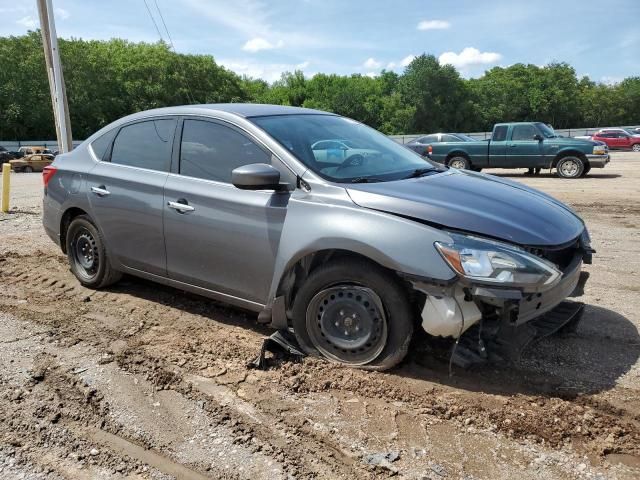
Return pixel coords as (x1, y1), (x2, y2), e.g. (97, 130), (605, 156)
(346, 169), (584, 246)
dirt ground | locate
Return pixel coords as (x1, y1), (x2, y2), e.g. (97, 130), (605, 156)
(0, 153), (639, 480)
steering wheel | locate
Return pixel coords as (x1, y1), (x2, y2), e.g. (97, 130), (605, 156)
(336, 154), (366, 171)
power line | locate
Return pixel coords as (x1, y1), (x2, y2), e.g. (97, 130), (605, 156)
(145, 0), (196, 104)
(153, 0), (175, 50)
(142, 0), (164, 42)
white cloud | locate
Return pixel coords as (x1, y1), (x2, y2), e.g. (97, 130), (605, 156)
(363, 57), (381, 69)
(220, 59), (311, 82)
(386, 61), (396, 69)
(16, 15), (37, 29)
(365, 72), (378, 78)
(400, 54), (416, 67)
(54, 7), (70, 20)
(417, 19), (450, 31)
(438, 47), (502, 69)
(600, 76), (622, 86)
(242, 37), (284, 52)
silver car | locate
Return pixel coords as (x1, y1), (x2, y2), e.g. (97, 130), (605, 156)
(43, 104), (592, 370)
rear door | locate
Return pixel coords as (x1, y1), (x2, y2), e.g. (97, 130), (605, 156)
(87, 117), (177, 276)
(504, 124), (544, 168)
(163, 117), (292, 304)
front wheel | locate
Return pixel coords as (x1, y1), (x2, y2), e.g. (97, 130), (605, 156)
(66, 215), (122, 288)
(632, 144), (640, 152)
(291, 259), (414, 371)
(23, 166), (33, 173)
(556, 156), (584, 179)
(448, 156), (470, 170)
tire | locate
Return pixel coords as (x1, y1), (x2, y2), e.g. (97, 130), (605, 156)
(66, 215), (122, 289)
(448, 156), (470, 170)
(23, 166), (33, 173)
(471, 166), (483, 172)
(580, 165), (591, 177)
(632, 144), (640, 152)
(556, 156), (584, 179)
(291, 258), (414, 371)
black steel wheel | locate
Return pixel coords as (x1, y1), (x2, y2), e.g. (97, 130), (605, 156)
(291, 258), (414, 371)
(66, 215), (121, 288)
(71, 227), (100, 282)
(306, 285), (388, 365)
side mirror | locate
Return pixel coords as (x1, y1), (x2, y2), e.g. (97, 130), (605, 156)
(533, 134), (544, 141)
(232, 163), (291, 191)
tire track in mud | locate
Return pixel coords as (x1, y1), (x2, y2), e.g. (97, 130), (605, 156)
(1, 250), (640, 477)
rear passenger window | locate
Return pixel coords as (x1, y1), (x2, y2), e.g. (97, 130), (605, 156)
(492, 126), (508, 141)
(90, 129), (117, 161)
(110, 119), (176, 171)
(511, 125), (538, 141)
(179, 119), (271, 183)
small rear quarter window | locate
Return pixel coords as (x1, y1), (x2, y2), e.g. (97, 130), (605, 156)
(90, 129), (117, 161)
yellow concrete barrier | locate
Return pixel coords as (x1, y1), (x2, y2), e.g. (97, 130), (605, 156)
(1, 163), (10, 213)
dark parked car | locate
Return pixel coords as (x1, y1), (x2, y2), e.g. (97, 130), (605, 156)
(42, 104), (593, 371)
(405, 133), (476, 156)
(0, 146), (15, 164)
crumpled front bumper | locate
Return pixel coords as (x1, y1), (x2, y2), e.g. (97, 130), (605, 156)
(407, 251), (589, 338)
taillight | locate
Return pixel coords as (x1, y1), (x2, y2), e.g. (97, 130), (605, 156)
(427, 145), (433, 155)
(43, 166), (57, 186)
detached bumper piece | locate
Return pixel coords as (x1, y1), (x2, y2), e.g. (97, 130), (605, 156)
(248, 329), (306, 370)
(451, 300), (584, 369)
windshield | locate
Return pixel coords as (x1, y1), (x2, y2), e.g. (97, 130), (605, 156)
(535, 123), (557, 138)
(251, 114), (441, 182)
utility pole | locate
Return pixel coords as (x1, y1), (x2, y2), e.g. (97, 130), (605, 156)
(36, 0), (73, 152)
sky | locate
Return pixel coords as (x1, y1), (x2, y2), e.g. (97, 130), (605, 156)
(1, 0), (638, 83)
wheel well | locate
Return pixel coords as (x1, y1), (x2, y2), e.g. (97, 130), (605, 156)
(276, 249), (421, 320)
(553, 150), (588, 168)
(59, 207), (88, 253)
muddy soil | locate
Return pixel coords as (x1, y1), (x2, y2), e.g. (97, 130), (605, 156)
(0, 153), (639, 479)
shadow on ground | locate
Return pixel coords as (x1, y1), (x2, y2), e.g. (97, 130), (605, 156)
(401, 304), (639, 397)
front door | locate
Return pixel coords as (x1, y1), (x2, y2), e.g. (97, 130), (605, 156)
(163, 118), (290, 304)
(87, 117), (177, 276)
(505, 124), (544, 168)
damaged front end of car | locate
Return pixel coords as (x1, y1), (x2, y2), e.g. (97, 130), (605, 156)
(402, 228), (594, 367)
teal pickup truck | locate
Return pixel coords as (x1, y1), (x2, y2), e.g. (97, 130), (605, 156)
(428, 122), (610, 178)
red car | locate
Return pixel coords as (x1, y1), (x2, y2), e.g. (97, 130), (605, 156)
(592, 130), (640, 152)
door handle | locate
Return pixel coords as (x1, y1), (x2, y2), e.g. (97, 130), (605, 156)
(91, 186), (111, 196)
(167, 200), (195, 213)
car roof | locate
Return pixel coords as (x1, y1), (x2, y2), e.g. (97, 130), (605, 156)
(131, 103), (333, 119)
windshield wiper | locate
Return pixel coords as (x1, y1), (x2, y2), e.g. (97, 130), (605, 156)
(350, 176), (382, 183)
(402, 167), (436, 179)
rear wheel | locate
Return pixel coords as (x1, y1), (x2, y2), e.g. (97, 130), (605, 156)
(291, 259), (414, 371)
(632, 144), (640, 152)
(448, 156), (470, 170)
(23, 166), (33, 173)
(556, 156), (584, 179)
(66, 215), (121, 288)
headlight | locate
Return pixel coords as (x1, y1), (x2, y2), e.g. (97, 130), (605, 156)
(435, 233), (561, 291)
(593, 145), (607, 155)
